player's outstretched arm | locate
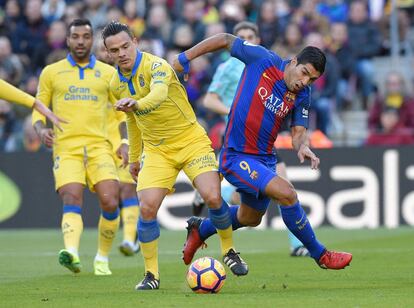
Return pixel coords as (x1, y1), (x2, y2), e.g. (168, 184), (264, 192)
(291, 126), (320, 170)
(203, 92), (230, 116)
(32, 100), (68, 132)
(172, 33), (237, 81)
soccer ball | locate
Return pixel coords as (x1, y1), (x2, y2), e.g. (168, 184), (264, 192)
(186, 257), (226, 294)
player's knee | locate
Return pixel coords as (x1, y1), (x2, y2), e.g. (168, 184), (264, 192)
(59, 191), (82, 205)
(202, 191), (222, 209)
(120, 184), (137, 199)
(100, 195), (119, 213)
(139, 203), (157, 220)
(277, 186), (298, 205)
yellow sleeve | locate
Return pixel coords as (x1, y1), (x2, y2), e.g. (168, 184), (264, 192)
(126, 112), (143, 163)
(0, 79), (35, 108)
(32, 66), (53, 125)
(135, 60), (171, 112)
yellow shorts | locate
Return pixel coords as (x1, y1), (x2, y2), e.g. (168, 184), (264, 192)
(53, 142), (119, 191)
(112, 152), (136, 184)
(137, 133), (217, 192)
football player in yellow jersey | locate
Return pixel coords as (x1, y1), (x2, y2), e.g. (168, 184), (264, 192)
(95, 38), (140, 256)
(102, 21), (248, 290)
(33, 19), (126, 276)
(0, 79), (66, 130)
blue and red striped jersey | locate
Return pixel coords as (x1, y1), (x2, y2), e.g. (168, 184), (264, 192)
(224, 38), (311, 155)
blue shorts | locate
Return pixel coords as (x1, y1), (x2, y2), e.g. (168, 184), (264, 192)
(219, 148), (277, 212)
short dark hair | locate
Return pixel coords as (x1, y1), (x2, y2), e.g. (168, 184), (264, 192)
(101, 21), (134, 46)
(67, 19), (93, 36)
(296, 46), (326, 75)
(233, 21), (259, 37)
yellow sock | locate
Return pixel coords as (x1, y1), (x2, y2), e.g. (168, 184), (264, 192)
(121, 206), (139, 243)
(140, 240), (159, 279)
(217, 226), (234, 256)
(62, 212), (83, 255)
(97, 215), (120, 257)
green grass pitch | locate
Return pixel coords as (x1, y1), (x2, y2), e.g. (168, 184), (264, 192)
(0, 227), (413, 307)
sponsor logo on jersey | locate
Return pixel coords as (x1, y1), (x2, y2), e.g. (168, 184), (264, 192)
(263, 72), (271, 80)
(242, 41), (258, 47)
(151, 71), (166, 78)
(95, 70), (101, 78)
(151, 62), (162, 70)
(257, 86), (291, 117)
(64, 86), (98, 101)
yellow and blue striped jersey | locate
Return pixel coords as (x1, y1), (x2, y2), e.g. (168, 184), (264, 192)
(110, 51), (202, 163)
(0, 79), (35, 108)
(33, 54), (118, 152)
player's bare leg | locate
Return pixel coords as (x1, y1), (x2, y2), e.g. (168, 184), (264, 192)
(94, 180), (120, 275)
(265, 176), (352, 269)
(58, 183), (84, 274)
(119, 182), (140, 256)
(135, 188), (168, 290)
(187, 171), (248, 276)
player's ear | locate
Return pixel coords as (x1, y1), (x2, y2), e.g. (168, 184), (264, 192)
(291, 57), (298, 66)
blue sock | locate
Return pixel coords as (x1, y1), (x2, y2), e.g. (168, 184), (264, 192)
(137, 217), (160, 243)
(102, 208), (119, 220)
(280, 202), (325, 260)
(278, 205), (304, 250)
(199, 206), (245, 240)
(121, 197), (139, 208)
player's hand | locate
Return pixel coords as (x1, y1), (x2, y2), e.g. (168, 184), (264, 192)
(172, 53), (190, 81)
(129, 161), (140, 182)
(115, 98), (138, 112)
(116, 143), (129, 168)
(33, 100), (68, 132)
(297, 144), (320, 170)
(39, 128), (55, 148)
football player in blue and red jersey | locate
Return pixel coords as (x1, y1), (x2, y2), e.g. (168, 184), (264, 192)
(173, 33), (352, 270)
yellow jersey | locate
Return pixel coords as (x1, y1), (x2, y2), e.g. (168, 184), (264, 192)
(110, 51), (202, 163)
(0, 79), (35, 108)
(33, 54), (117, 152)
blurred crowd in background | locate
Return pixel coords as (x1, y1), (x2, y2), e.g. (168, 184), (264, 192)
(1, 0), (414, 153)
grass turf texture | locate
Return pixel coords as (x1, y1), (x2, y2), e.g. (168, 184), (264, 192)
(0, 227), (413, 307)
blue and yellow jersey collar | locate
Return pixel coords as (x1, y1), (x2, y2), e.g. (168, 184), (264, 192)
(117, 50), (142, 95)
(66, 53), (97, 80)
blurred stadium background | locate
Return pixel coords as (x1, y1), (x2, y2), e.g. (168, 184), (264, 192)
(0, 0), (413, 306)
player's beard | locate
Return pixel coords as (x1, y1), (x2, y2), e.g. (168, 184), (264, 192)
(72, 48), (90, 62)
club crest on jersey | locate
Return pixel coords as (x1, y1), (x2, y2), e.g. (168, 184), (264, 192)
(139, 74), (145, 87)
(250, 170), (259, 180)
(151, 62), (162, 70)
(284, 91), (296, 103)
(95, 70), (101, 78)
